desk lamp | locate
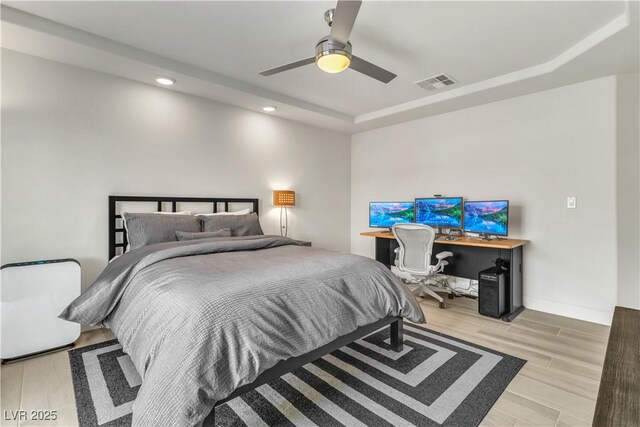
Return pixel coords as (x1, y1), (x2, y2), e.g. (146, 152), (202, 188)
(272, 190), (295, 237)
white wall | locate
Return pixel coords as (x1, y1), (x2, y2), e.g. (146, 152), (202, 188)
(351, 77), (619, 325)
(616, 73), (640, 309)
(1, 50), (351, 292)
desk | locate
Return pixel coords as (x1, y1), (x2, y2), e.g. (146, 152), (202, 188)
(361, 231), (528, 321)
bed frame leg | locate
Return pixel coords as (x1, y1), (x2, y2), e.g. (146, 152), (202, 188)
(202, 408), (215, 427)
(390, 318), (403, 352)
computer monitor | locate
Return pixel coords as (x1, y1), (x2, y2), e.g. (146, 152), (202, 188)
(463, 200), (509, 236)
(415, 197), (463, 229)
(369, 202), (415, 228)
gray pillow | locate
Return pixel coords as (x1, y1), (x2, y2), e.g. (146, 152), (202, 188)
(198, 212), (264, 237)
(122, 213), (200, 250)
(175, 229), (231, 241)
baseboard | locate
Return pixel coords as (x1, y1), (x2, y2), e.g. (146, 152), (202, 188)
(524, 296), (614, 326)
(616, 300), (640, 310)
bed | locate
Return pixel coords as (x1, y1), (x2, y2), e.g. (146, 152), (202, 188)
(61, 195), (425, 426)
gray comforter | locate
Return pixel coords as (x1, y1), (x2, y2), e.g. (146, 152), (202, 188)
(60, 236), (425, 426)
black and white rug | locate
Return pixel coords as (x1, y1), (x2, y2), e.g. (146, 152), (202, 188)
(69, 323), (525, 426)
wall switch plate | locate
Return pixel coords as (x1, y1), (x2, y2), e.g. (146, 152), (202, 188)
(567, 196), (577, 209)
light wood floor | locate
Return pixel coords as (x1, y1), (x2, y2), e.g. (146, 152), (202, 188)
(1, 297), (609, 426)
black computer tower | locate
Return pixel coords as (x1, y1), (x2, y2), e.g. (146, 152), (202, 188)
(478, 267), (507, 318)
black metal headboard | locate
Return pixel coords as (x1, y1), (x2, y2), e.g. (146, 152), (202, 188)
(109, 195), (259, 260)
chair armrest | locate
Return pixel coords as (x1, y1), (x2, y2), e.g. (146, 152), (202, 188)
(435, 251), (453, 260)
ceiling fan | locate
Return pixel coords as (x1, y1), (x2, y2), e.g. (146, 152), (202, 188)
(259, 0), (396, 84)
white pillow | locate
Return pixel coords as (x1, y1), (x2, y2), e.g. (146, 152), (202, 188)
(122, 211), (192, 252)
(197, 208), (251, 216)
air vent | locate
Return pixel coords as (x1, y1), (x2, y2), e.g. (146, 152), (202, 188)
(413, 73), (457, 91)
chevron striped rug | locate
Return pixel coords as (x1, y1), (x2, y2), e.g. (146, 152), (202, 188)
(69, 322), (524, 426)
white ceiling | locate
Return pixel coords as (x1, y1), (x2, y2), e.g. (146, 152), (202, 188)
(2, 1), (638, 133)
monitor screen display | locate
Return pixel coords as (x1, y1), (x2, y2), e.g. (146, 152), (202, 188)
(369, 202), (415, 228)
(415, 197), (463, 228)
(463, 200), (509, 236)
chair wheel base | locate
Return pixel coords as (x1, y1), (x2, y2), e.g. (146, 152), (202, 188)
(439, 302), (446, 309)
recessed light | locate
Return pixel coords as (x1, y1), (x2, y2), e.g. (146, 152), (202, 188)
(262, 105), (277, 112)
(156, 77), (175, 86)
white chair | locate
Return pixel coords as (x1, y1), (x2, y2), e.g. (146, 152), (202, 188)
(391, 224), (453, 308)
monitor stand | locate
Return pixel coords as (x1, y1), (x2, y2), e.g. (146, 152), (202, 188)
(477, 233), (506, 241)
(438, 227), (463, 238)
(441, 228), (462, 241)
(448, 228), (463, 237)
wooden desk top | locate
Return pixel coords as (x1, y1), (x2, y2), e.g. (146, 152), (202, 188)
(360, 230), (528, 249)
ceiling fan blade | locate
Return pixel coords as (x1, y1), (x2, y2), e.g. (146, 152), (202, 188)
(329, 0), (362, 45)
(259, 57), (315, 76)
(349, 56), (396, 83)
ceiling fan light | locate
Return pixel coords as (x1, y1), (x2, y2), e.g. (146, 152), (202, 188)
(315, 37), (352, 74)
(317, 53), (351, 73)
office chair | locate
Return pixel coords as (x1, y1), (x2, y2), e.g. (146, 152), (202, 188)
(391, 224), (454, 308)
